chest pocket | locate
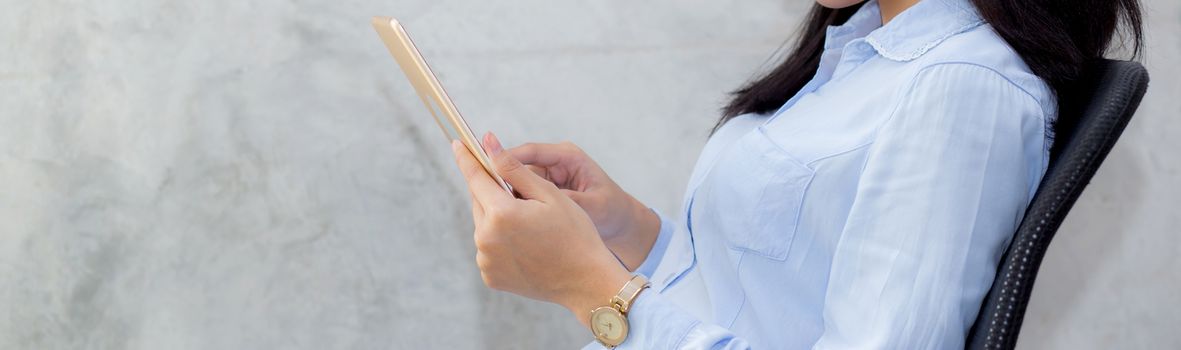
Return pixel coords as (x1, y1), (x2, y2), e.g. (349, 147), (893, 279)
(694, 128), (814, 261)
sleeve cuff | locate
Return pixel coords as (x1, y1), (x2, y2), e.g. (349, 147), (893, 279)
(634, 208), (675, 278)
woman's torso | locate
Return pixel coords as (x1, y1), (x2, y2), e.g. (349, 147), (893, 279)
(645, 0), (1055, 348)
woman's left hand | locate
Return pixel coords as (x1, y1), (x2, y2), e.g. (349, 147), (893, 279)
(452, 132), (632, 327)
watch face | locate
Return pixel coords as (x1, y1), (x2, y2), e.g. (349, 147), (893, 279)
(590, 307), (628, 346)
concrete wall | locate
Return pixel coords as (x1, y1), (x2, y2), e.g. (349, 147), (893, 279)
(0, 0), (1175, 349)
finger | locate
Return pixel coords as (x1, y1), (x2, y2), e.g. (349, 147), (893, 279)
(560, 189), (588, 206)
(484, 132), (560, 201)
(526, 164), (549, 181)
(509, 142), (584, 190)
(452, 140), (512, 206)
(470, 191), (484, 224)
(507, 142), (572, 167)
(475, 251), (491, 272)
(479, 271), (497, 291)
(529, 161), (576, 190)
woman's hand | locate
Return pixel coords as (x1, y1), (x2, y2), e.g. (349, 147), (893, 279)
(452, 133), (632, 326)
(507, 142), (661, 271)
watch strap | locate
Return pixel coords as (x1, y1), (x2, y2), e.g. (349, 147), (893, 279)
(611, 275), (650, 314)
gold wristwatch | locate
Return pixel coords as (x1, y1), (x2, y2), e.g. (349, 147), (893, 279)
(589, 274), (651, 348)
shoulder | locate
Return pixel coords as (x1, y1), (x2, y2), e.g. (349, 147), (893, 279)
(905, 24), (1056, 116)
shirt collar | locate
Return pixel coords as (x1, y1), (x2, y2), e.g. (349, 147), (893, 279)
(824, 1), (882, 51)
(826, 0), (984, 62)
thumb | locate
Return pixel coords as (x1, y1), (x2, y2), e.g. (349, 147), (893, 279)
(484, 132), (558, 201)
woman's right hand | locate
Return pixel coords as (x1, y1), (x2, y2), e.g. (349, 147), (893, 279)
(504, 140), (662, 271)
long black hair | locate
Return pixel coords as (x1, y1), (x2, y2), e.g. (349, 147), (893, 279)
(718, 0), (1143, 130)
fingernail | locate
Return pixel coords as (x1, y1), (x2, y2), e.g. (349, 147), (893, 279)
(451, 139), (462, 152)
(485, 132), (503, 155)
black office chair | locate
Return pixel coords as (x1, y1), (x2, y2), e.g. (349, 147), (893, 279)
(965, 59), (1150, 350)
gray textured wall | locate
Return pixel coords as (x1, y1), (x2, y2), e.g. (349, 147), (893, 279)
(1, 0), (1176, 349)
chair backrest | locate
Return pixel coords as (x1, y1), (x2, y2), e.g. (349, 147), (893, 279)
(965, 59), (1150, 350)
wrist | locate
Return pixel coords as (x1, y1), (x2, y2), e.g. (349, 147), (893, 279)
(585, 274), (652, 348)
(563, 262), (632, 328)
(604, 198), (661, 271)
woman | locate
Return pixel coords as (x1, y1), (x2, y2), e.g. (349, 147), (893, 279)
(450, 0), (1142, 348)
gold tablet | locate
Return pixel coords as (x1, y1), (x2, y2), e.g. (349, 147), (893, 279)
(371, 16), (513, 194)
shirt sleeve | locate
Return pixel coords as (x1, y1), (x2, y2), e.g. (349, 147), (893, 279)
(634, 208), (675, 278)
(584, 209), (754, 350)
(812, 63), (1049, 349)
(581, 290), (752, 350)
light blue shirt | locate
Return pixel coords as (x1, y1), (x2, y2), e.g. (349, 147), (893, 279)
(584, 0), (1055, 348)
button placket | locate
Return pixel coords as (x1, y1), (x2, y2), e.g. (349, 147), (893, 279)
(830, 40), (876, 82)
